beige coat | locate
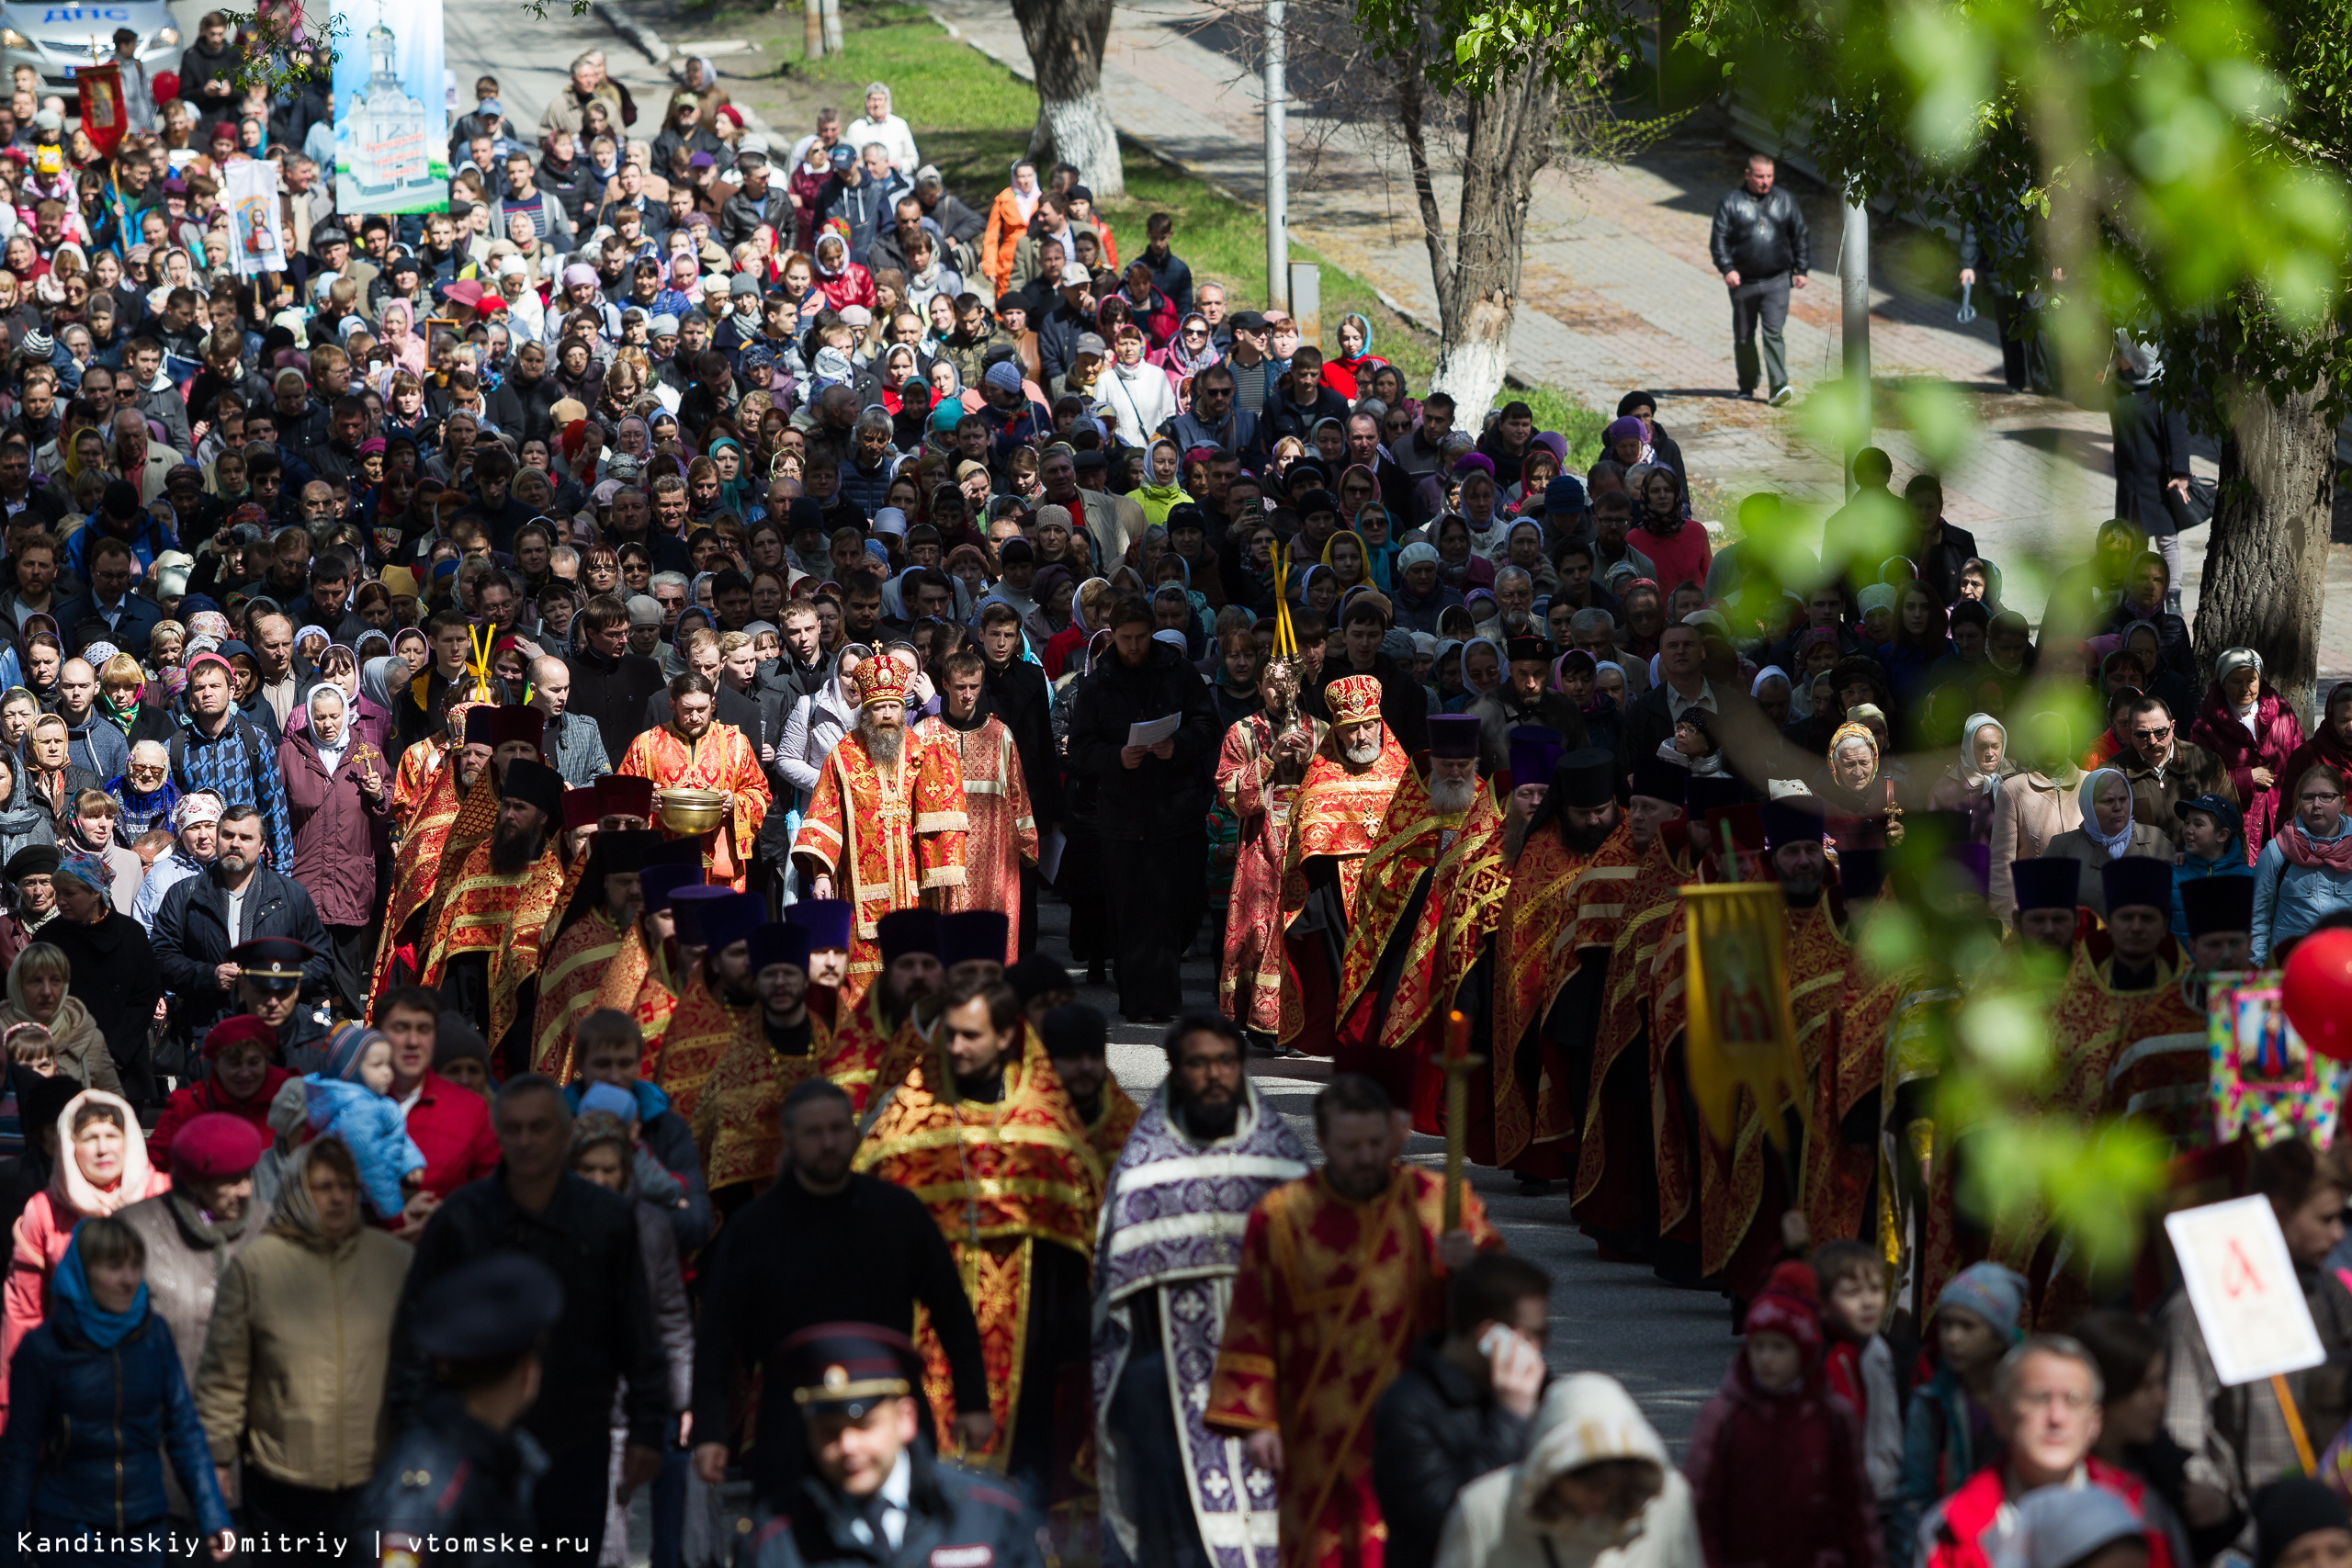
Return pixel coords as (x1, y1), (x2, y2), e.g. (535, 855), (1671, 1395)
(2044, 822), (2172, 917)
(191, 1224), (413, 1489)
(1987, 768), (2085, 920)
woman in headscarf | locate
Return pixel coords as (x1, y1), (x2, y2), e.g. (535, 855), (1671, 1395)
(279, 685), (390, 1017)
(2188, 647), (2304, 861)
(1819, 721), (1900, 852)
(777, 644), (871, 805)
(707, 435), (753, 516)
(1322, 312), (1387, 402)
(1155, 312), (1221, 409)
(1132, 437), (1192, 528)
(377, 297), (427, 378)
(1554, 648), (1624, 766)
(0, 1086), (166, 1415)
(0, 943), (111, 1093)
(0, 753), (55, 874)
(2046, 767), (2169, 916)
(2105, 549), (2196, 682)
(1926, 714), (2014, 843)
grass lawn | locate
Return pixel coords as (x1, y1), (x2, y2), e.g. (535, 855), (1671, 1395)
(703, 0), (1606, 464)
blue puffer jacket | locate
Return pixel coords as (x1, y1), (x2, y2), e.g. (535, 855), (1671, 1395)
(0, 1296), (231, 1556)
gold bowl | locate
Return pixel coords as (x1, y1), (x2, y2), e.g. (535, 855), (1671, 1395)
(656, 788), (727, 834)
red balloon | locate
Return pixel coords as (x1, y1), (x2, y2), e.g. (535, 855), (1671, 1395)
(2283, 927), (2352, 1061)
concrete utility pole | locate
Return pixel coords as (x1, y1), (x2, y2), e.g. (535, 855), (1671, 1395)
(1265, 0), (1288, 315)
(1840, 194), (1870, 493)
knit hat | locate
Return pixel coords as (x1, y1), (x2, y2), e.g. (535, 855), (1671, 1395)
(1396, 541), (1440, 570)
(2018, 1485), (2147, 1568)
(2256, 1480), (2352, 1568)
(2217, 647), (2264, 688)
(983, 360), (1023, 394)
(1741, 1259), (1822, 1365)
(1935, 1261), (2029, 1345)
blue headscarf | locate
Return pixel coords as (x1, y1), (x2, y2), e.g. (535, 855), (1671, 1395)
(54, 1221), (149, 1349)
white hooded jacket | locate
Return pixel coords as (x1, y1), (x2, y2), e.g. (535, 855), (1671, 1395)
(1434, 1373), (1701, 1568)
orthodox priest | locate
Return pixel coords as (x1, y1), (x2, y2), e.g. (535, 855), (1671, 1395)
(618, 671), (772, 890)
(855, 971), (1099, 1503)
(1333, 713), (1510, 1129)
(1217, 657), (1324, 1041)
(1568, 756), (1690, 1254)
(835, 908), (945, 1112)
(695, 920), (872, 1207)
(1204, 1074), (1499, 1568)
(1488, 746), (1632, 1182)
(416, 751), (569, 1069)
(794, 653), (968, 1005)
(624, 863), (707, 1050)
(372, 698), (487, 998)
(528, 829), (693, 1082)
(1276, 674), (1409, 1055)
(643, 887), (770, 1126)
(1094, 1015), (1311, 1568)
(915, 650), (1036, 961)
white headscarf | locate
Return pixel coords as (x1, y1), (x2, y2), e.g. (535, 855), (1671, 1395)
(309, 683), (350, 774)
(2080, 767), (2136, 857)
(1959, 712), (2007, 792)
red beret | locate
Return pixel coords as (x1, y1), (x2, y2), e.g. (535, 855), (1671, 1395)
(201, 1014), (278, 1061)
(170, 1112), (267, 1179)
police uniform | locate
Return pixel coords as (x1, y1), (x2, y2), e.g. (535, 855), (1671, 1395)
(218, 937), (342, 1076)
(357, 1254), (563, 1566)
(737, 1325), (1046, 1568)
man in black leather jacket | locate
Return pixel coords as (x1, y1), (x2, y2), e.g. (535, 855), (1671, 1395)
(1708, 152), (1811, 404)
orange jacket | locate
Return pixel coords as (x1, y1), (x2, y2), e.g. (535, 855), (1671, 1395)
(983, 186), (1034, 294)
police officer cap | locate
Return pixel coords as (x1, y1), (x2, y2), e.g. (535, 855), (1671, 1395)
(232, 936), (317, 987)
(780, 1322), (917, 1418)
(2181, 874), (2256, 938)
(877, 908), (941, 964)
(412, 1253), (566, 1362)
(784, 897), (854, 951)
(935, 910), (1009, 969)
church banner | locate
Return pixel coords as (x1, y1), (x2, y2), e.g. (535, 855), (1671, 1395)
(1678, 882), (1812, 1149)
(224, 159), (287, 277)
(331, 0), (447, 215)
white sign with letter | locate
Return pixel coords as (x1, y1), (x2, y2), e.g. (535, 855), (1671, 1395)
(2165, 1195), (2325, 1387)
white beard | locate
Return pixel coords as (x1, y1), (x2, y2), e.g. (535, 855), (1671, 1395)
(1343, 735), (1383, 766)
(1429, 775), (1477, 815)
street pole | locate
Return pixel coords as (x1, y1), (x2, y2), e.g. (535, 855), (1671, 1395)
(1840, 194), (1870, 494)
(805, 0), (823, 60)
(1265, 0), (1288, 315)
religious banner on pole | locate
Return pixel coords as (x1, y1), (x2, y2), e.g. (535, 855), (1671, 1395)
(331, 0), (448, 215)
(75, 63), (127, 159)
(1678, 882), (1811, 1148)
(224, 159), (287, 278)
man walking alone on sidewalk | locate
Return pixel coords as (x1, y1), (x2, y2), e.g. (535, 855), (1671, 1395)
(1710, 152), (1810, 406)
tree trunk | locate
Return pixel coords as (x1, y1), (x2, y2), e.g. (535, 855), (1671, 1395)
(1011, 0), (1126, 198)
(1426, 59), (1559, 420)
(2193, 378), (2334, 717)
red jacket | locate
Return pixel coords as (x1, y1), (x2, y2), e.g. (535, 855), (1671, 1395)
(1685, 1356), (1879, 1568)
(2188, 681), (2304, 858)
(150, 1065), (295, 1167)
(401, 1070), (500, 1198)
(1920, 1460), (2177, 1568)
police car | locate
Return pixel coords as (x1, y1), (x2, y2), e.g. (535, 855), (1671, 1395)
(0, 2), (177, 97)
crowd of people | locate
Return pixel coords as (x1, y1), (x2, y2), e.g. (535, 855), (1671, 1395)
(0, 20), (2327, 1568)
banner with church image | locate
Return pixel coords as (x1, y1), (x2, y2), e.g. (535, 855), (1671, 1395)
(331, 0), (448, 215)
(1679, 882), (1813, 1150)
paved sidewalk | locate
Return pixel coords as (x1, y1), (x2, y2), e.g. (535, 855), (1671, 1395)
(928, 0), (2216, 632)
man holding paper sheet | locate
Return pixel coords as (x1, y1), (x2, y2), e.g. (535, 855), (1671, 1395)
(1066, 594), (1218, 1022)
